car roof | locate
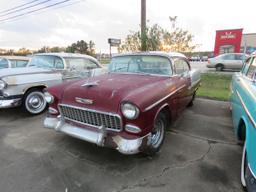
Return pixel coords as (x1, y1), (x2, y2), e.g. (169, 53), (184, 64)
(34, 52), (99, 63)
(112, 51), (187, 59)
(0, 56), (30, 60)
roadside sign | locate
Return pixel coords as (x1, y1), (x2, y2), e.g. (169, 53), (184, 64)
(108, 38), (121, 46)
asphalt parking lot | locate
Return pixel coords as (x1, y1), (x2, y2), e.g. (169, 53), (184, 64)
(0, 98), (243, 192)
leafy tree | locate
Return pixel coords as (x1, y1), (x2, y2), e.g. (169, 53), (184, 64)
(50, 46), (66, 53)
(37, 46), (51, 53)
(66, 40), (95, 56)
(119, 17), (196, 52)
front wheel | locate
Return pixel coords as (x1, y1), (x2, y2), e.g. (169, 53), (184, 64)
(145, 112), (167, 155)
(22, 90), (47, 115)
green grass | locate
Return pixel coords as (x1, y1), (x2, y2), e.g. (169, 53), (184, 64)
(197, 73), (232, 101)
(99, 59), (110, 65)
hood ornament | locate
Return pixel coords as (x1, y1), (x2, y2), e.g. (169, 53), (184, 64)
(81, 80), (99, 88)
(75, 97), (93, 105)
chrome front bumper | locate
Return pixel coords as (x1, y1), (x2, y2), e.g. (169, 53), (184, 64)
(0, 98), (22, 108)
(44, 117), (151, 155)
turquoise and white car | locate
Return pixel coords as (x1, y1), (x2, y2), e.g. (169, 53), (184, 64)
(231, 54), (256, 191)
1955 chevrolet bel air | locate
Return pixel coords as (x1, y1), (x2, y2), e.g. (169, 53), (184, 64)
(231, 54), (256, 191)
(0, 53), (102, 115)
(44, 52), (201, 155)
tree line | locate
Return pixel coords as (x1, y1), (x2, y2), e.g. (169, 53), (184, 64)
(0, 40), (96, 56)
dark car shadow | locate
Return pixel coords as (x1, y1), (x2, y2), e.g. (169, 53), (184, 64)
(0, 107), (46, 120)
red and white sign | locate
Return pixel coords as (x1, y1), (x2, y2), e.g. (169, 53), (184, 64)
(214, 29), (243, 56)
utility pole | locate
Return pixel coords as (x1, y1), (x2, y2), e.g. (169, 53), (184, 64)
(141, 0), (146, 51)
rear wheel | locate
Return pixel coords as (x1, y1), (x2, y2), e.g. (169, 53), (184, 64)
(187, 92), (196, 107)
(145, 112), (167, 155)
(22, 89), (47, 115)
(216, 64), (224, 71)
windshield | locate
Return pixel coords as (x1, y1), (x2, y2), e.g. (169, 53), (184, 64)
(0, 58), (9, 69)
(109, 55), (172, 76)
(28, 55), (64, 69)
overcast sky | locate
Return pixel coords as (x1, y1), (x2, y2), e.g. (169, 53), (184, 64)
(0, 0), (255, 52)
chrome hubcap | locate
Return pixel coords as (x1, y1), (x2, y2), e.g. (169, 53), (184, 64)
(25, 91), (46, 114)
(151, 118), (164, 148)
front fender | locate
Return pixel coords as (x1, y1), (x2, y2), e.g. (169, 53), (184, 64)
(2, 73), (62, 97)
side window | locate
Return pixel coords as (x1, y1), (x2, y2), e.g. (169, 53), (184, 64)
(85, 60), (98, 69)
(16, 60), (28, 67)
(246, 58), (256, 79)
(183, 60), (190, 72)
(55, 57), (64, 69)
(0, 58), (9, 68)
(235, 54), (243, 60)
(64, 58), (86, 71)
(174, 59), (190, 75)
(242, 57), (252, 74)
(223, 54), (235, 60)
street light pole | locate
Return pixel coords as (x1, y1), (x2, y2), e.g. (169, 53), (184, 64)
(141, 0), (146, 51)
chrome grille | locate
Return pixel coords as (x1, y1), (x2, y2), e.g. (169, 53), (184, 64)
(59, 104), (122, 131)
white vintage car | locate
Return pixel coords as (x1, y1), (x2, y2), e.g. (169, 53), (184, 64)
(0, 53), (103, 115)
(0, 56), (30, 69)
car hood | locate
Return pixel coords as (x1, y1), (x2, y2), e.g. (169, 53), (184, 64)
(60, 73), (172, 113)
(0, 67), (51, 78)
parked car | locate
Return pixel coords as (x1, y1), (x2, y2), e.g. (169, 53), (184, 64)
(43, 52), (201, 155)
(190, 56), (200, 62)
(201, 56), (208, 62)
(0, 53), (102, 114)
(230, 55), (256, 191)
(0, 56), (30, 69)
(207, 53), (248, 71)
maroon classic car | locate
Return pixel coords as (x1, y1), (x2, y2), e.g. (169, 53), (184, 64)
(43, 52), (201, 155)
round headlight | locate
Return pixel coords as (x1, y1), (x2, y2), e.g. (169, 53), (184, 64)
(121, 103), (140, 119)
(0, 80), (6, 90)
(44, 92), (54, 104)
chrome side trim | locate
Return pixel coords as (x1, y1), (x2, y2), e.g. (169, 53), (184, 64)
(144, 84), (186, 112)
(248, 163), (256, 179)
(58, 104), (123, 132)
(236, 90), (256, 128)
(153, 103), (169, 123)
(188, 79), (201, 90)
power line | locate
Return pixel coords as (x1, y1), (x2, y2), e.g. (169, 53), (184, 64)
(0, 0), (85, 24)
(0, 0), (53, 18)
(0, 0), (41, 14)
(0, 0), (73, 23)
